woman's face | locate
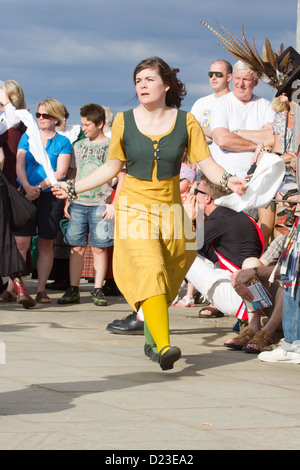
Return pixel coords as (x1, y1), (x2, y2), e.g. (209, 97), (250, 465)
(280, 93), (289, 104)
(36, 105), (57, 131)
(135, 67), (170, 107)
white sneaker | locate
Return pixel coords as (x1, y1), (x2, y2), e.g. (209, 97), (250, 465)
(174, 295), (196, 307)
(258, 347), (300, 364)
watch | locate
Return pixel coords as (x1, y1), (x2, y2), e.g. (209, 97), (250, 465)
(38, 184), (42, 192)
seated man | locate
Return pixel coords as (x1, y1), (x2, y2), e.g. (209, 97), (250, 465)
(188, 175), (264, 321)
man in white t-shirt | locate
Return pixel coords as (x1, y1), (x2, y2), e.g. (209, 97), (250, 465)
(210, 61), (275, 177)
(191, 60), (232, 145)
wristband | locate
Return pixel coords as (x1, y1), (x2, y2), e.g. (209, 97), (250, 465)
(220, 171), (233, 193)
(66, 179), (78, 201)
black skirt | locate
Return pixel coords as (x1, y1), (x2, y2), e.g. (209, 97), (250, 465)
(0, 175), (29, 277)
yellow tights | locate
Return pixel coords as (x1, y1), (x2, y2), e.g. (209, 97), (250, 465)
(142, 294), (170, 354)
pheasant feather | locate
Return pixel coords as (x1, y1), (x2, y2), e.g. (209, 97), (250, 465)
(198, 20), (292, 91)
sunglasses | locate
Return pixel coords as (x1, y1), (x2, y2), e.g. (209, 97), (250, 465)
(208, 71), (224, 78)
(36, 112), (55, 120)
(194, 188), (213, 198)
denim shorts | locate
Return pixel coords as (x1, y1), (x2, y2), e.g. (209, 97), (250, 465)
(65, 203), (114, 248)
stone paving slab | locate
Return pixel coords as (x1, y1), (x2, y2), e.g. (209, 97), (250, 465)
(0, 277), (300, 450)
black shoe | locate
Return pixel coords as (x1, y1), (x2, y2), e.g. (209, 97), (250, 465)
(106, 312), (144, 335)
(46, 280), (70, 291)
(158, 346), (181, 371)
(91, 288), (108, 306)
(144, 343), (159, 363)
(57, 287), (80, 304)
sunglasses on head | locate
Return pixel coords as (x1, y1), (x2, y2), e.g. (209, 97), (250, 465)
(208, 71), (224, 78)
(36, 112), (54, 120)
(194, 188), (213, 198)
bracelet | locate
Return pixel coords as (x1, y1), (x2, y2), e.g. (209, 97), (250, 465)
(66, 179), (78, 201)
(220, 171), (233, 193)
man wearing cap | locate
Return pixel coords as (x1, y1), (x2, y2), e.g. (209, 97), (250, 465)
(191, 60), (232, 146)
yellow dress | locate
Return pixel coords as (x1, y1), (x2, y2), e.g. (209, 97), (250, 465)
(108, 111), (211, 311)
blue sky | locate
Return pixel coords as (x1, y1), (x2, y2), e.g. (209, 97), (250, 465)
(0, 0), (298, 124)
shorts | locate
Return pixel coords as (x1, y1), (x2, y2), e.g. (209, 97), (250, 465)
(64, 203), (114, 248)
(15, 192), (64, 240)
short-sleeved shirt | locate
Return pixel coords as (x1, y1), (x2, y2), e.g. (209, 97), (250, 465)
(70, 137), (113, 206)
(210, 92), (275, 176)
(17, 132), (71, 192)
(199, 206), (263, 268)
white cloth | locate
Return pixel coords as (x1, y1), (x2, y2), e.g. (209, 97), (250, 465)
(186, 256), (242, 316)
(57, 124), (81, 144)
(0, 102), (21, 135)
(210, 92), (275, 176)
(16, 109), (57, 185)
(215, 152), (285, 212)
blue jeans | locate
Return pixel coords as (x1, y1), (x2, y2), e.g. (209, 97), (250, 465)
(65, 203), (114, 248)
(281, 272), (300, 352)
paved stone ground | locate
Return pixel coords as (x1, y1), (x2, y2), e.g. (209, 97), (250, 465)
(0, 277), (299, 450)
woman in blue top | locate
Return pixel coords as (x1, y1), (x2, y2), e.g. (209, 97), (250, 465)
(16, 98), (71, 303)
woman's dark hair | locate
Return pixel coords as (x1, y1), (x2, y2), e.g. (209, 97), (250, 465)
(133, 57), (187, 109)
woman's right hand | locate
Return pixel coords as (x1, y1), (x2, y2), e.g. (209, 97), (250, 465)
(25, 185), (40, 201)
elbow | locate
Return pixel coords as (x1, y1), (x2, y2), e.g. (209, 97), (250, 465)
(211, 129), (228, 149)
(212, 134), (226, 149)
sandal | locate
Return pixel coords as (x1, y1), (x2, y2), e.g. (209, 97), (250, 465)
(36, 291), (51, 303)
(159, 346), (181, 371)
(198, 306), (224, 318)
(224, 327), (256, 350)
(243, 330), (274, 354)
(0, 290), (17, 302)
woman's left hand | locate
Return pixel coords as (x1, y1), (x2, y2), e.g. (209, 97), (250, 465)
(51, 181), (68, 199)
(227, 176), (248, 196)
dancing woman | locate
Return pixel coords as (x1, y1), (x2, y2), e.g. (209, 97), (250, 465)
(53, 57), (247, 370)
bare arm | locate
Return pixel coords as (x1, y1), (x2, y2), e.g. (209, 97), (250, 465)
(231, 265), (280, 301)
(235, 127), (274, 147)
(52, 158), (124, 198)
(0, 146), (4, 170)
(212, 127), (257, 152)
(16, 148), (40, 201)
(202, 126), (213, 145)
(38, 153), (71, 191)
(197, 155), (247, 195)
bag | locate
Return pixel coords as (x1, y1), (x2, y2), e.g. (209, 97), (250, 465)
(0, 170), (37, 231)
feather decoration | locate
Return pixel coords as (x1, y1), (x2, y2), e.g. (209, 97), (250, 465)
(198, 20), (292, 91)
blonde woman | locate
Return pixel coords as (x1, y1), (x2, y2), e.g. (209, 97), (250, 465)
(15, 98), (71, 303)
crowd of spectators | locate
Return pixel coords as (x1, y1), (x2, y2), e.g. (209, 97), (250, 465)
(1, 51), (300, 369)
